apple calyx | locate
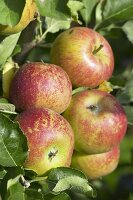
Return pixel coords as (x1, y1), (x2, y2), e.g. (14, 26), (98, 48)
(48, 148), (58, 161)
(93, 44), (103, 55)
(86, 104), (100, 114)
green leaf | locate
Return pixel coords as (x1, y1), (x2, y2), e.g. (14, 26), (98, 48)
(0, 32), (21, 68)
(52, 176), (93, 197)
(47, 167), (86, 181)
(0, 0), (25, 26)
(67, 0), (84, 23)
(120, 133), (133, 164)
(6, 175), (25, 200)
(45, 17), (71, 34)
(80, 0), (98, 25)
(35, 0), (70, 20)
(123, 106), (133, 125)
(25, 188), (44, 200)
(0, 114), (28, 167)
(0, 110), (17, 115)
(36, 0), (83, 33)
(97, 24), (124, 39)
(0, 167), (24, 199)
(0, 103), (15, 112)
(110, 75), (126, 88)
(95, 0), (104, 25)
(116, 72), (133, 104)
(12, 44), (22, 57)
(0, 103), (17, 115)
(51, 193), (71, 200)
(123, 20), (133, 44)
(96, 0), (133, 29)
(36, 0), (74, 33)
(47, 167), (96, 198)
(0, 98), (8, 103)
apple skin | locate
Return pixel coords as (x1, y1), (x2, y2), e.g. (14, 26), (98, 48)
(71, 146), (120, 180)
(16, 108), (74, 175)
(63, 89), (127, 154)
(51, 27), (114, 88)
(9, 62), (72, 113)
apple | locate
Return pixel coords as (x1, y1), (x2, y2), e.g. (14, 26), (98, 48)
(9, 62), (72, 113)
(16, 108), (74, 175)
(71, 146), (120, 180)
(51, 27), (114, 88)
(63, 89), (127, 154)
(0, 0), (37, 35)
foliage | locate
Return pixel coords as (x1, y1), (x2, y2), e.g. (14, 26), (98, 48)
(0, 0), (133, 199)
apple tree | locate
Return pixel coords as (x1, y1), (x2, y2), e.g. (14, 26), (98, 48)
(0, 0), (133, 200)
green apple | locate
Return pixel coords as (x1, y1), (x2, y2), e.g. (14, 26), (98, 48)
(51, 27), (114, 88)
(71, 146), (120, 180)
(16, 108), (74, 175)
(9, 62), (72, 114)
(63, 89), (127, 154)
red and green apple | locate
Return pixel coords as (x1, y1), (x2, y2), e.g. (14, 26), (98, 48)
(51, 27), (114, 88)
(63, 89), (127, 154)
(16, 108), (74, 175)
(71, 146), (120, 180)
(9, 62), (72, 113)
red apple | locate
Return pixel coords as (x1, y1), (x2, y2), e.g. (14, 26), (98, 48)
(16, 108), (74, 175)
(71, 146), (120, 180)
(63, 89), (127, 154)
(51, 27), (114, 88)
(9, 62), (72, 113)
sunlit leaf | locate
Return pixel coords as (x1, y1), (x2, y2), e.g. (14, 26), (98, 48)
(67, 0), (84, 23)
(47, 167), (96, 198)
(0, 0), (25, 26)
(35, 0), (70, 20)
(80, 0), (98, 25)
(0, 33), (21, 68)
(0, 114), (28, 167)
(45, 17), (71, 34)
(123, 20), (133, 44)
(96, 0), (133, 29)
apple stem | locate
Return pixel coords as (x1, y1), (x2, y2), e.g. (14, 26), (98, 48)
(93, 44), (103, 55)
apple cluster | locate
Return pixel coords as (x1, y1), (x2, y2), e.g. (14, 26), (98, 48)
(53, 27), (127, 179)
(8, 27), (127, 179)
(9, 62), (74, 175)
